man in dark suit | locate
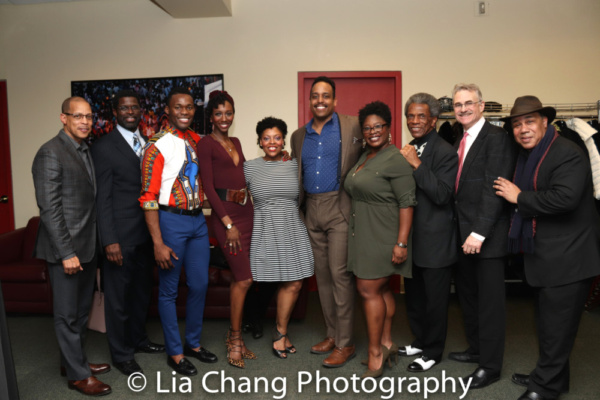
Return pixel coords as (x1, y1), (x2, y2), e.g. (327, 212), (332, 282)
(449, 83), (515, 389)
(399, 93), (458, 372)
(91, 90), (164, 376)
(32, 97), (111, 396)
(494, 96), (600, 400)
(290, 76), (362, 367)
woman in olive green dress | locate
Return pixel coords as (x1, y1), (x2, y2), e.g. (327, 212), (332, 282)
(344, 101), (416, 378)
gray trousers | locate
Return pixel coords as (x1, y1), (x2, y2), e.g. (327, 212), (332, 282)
(305, 192), (355, 348)
(47, 258), (96, 381)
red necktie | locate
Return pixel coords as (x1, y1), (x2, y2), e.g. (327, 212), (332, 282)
(455, 132), (469, 193)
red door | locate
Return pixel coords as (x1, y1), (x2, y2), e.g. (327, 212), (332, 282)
(298, 71), (403, 144)
(298, 71), (405, 293)
(0, 81), (15, 234)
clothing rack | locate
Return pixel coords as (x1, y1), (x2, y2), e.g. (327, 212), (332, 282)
(437, 101), (600, 121)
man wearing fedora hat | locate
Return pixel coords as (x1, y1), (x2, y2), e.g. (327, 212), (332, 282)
(494, 96), (600, 400)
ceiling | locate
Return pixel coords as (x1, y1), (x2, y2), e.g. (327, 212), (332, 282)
(0, 0), (233, 18)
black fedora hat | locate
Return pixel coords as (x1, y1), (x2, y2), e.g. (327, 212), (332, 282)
(501, 96), (556, 123)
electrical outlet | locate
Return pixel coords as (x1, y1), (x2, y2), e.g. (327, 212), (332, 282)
(475, 1), (490, 16)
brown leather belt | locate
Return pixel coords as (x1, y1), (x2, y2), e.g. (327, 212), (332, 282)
(215, 188), (248, 206)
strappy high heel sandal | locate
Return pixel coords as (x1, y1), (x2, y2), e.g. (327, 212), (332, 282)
(361, 345), (390, 379)
(226, 328), (245, 368)
(272, 327), (287, 359)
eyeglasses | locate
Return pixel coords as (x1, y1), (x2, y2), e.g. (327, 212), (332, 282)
(362, 123), (388, 134)
(453, 101), (481, 110)
(118, 105), (141, 112)
(64, 113), (93, 121)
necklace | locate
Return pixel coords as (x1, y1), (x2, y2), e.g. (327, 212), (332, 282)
(211, 133), (234, 152)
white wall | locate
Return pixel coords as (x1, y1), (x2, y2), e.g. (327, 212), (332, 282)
(1, 0), (599, 227)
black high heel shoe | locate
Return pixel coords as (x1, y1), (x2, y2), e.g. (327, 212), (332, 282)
(272, 327), (288, 359)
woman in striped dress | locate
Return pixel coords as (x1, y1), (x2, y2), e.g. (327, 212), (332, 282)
(244, 117), (314, 359)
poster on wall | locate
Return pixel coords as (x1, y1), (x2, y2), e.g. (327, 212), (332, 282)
(71, 74), (223, 142)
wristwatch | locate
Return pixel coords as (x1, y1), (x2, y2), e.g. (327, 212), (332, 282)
(396, 242), (408, 248)
(226, 223), (234, 230)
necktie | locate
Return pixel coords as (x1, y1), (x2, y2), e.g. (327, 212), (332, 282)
(133, 134), (143, 159)
(455, 132), (469, 193)
(414, 142), (427, 158)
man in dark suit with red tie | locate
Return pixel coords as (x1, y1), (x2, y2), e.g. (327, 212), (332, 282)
(91, 90), (164, 376)
(449, 83), (515, 389)
(494, 96), (600, 400)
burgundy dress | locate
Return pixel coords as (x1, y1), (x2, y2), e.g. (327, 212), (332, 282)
(197, 135), (253, 282)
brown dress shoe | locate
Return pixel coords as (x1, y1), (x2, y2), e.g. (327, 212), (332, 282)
(310, 337), (335, 354)
(68, 376), (112, 396)
(322, 345), (356, 368)
(60, 363), (111, 377)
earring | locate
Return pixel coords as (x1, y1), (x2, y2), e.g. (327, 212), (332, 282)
(362, 139), (366, 149)
(388, 133), (392, 144)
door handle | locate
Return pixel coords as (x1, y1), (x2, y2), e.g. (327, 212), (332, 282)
(0, 195), (8, 203)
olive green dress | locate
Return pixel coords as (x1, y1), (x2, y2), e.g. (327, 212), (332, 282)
(344, 145), (417, 279)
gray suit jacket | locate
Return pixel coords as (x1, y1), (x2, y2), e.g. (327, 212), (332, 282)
(32, 130), (97, 263)
(290, 113), (363, 222)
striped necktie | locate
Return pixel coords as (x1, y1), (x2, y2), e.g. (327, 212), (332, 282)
(132, 134), (142, 159)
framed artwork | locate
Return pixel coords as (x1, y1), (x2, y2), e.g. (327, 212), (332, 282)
(71, 74), (223, 142)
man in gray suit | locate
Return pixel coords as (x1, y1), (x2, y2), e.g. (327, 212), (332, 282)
(32, 96), (111, 396)
(290, 76), (363, 368)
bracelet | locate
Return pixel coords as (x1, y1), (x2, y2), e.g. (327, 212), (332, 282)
(396, 242), (408, 248)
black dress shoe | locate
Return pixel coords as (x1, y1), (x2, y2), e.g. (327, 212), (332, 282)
(167, 357), (197, 376)
(136, 342), (165, 354)
(448, 351), (480, 363)
(517, 389), (556, 400)
(465, 367), (500, 389)
(114, 359), (143, 376)
(407, 356), (441, 372)
(183, 345), (218, 363)
(512, 373), (530, 387)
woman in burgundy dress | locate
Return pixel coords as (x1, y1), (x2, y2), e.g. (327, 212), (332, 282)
(197, 91), (255, 368)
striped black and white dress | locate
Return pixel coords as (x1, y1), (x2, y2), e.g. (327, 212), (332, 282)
(244, 158), (314, 282)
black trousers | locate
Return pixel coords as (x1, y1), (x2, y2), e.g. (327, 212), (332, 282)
(529, 278), (592, 398)
(103, 241), (154, 363)
(455, 255), (506, 372)
(404, 264), (452, 359)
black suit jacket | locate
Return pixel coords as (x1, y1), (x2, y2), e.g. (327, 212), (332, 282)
(411, 130), (458, 268)
(517, 136), (600, 287)
(91, 128), (150, 248)
(32, 130), (97, 263)
(454, 120), (516, 258)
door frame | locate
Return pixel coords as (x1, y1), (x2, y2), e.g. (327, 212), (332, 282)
(0, 81), (15, 233)
(297, 71), (403, 144)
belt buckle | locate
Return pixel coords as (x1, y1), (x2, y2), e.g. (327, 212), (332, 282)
(239, 188), (248, 206)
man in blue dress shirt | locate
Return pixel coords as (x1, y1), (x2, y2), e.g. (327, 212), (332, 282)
(290, 76), (363, 368)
